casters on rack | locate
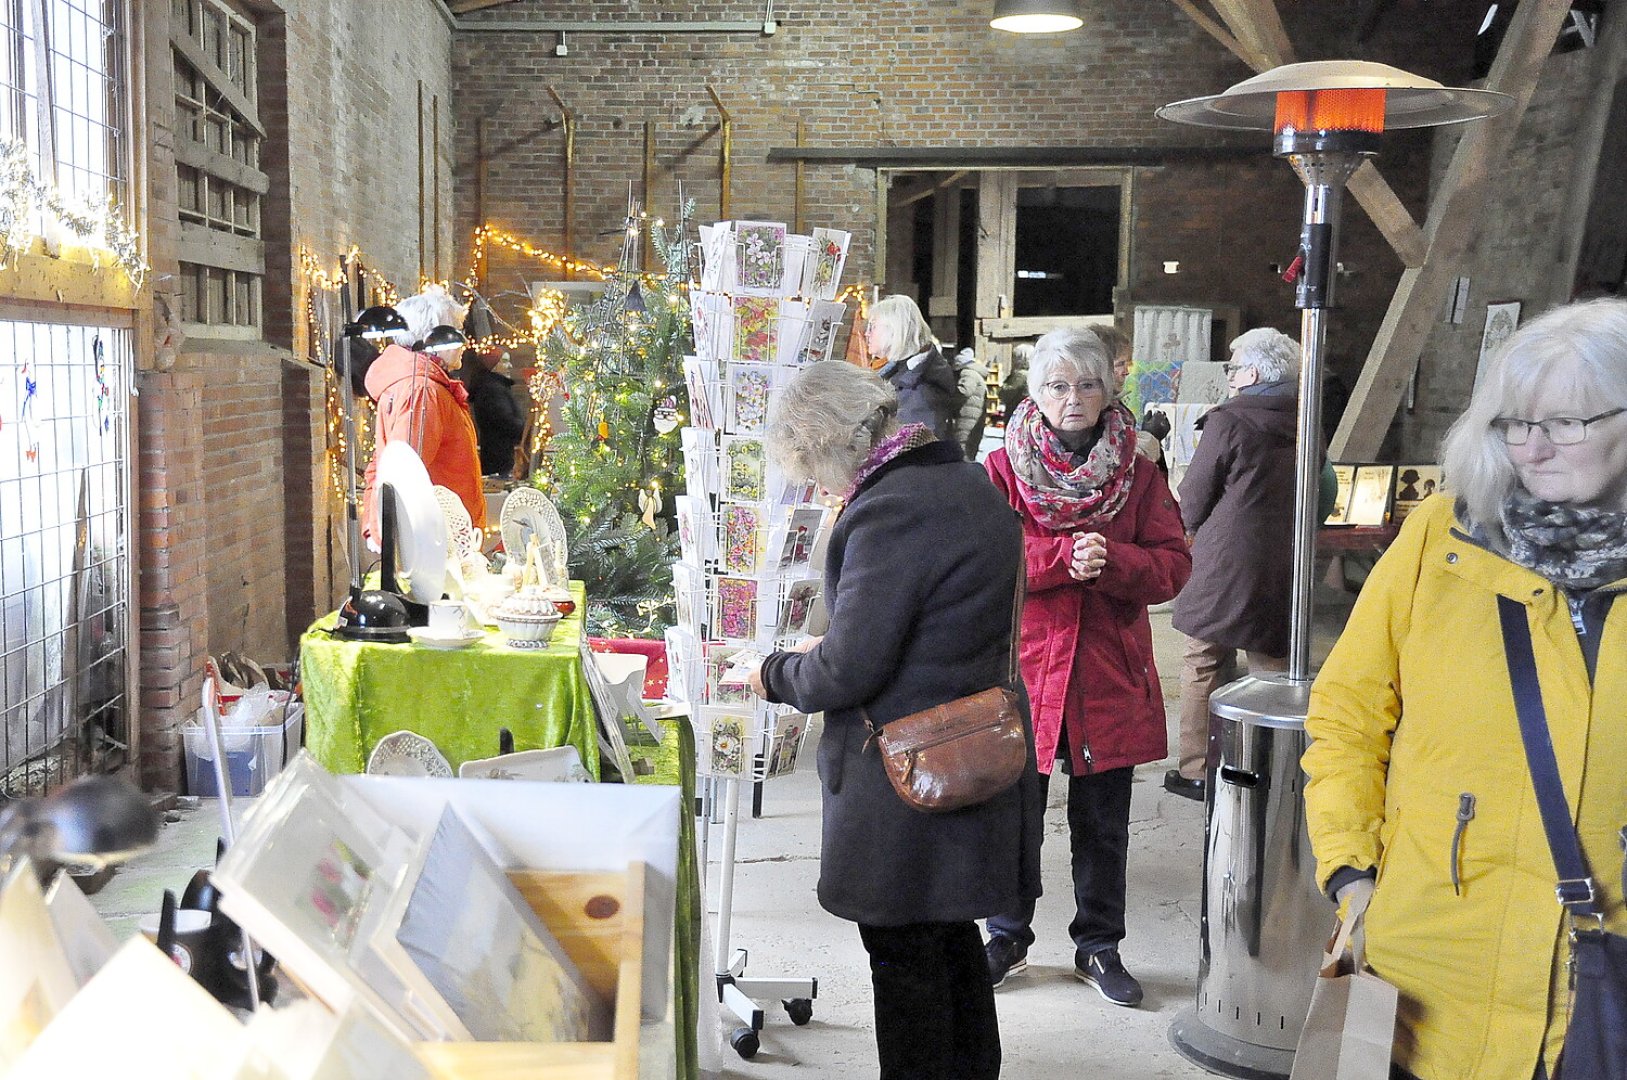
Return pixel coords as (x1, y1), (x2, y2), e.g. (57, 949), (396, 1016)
(730, 1026), (761, 1059)
(783, 997), (814, 1026)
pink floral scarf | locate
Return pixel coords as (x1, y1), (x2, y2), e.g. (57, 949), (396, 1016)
(844, 422), (936, 503)
(1004, 397), (1137, 532)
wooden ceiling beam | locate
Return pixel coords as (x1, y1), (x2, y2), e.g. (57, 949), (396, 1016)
(1331, 0), (1575, 460)
(1168, 0), (1260, 68)
(449, 0), (520, 14)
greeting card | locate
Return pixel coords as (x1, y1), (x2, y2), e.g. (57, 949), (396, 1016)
(804, 228), (851, 300)
(683, 356), (718, 430)
(726, 363), (775, 434)
(734, 221), (787, 294)
(674, 495), (714, 566)
(715, 575), (759, 640)
(722, 503), (765, 574)
(671, 559), (708, 634)
(765, 712), (810, 778)
(723, 435), (766, 502)
(799, 300), (848, 365)
(698, 707), (753, 778)
(732, 296), (778, 364)
(775, 578), (821, 637)
(703, 641), (759, 706)
(770, 506), (825, 570)
(681, 426), (719, 501)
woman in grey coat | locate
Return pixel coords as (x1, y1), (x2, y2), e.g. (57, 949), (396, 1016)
(747, 361), (1040, 1080)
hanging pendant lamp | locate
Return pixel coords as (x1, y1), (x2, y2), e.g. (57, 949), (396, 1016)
(990, 0), (1082, 34)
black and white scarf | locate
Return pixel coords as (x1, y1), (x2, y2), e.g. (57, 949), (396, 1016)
(1500, 491), (1627, 591)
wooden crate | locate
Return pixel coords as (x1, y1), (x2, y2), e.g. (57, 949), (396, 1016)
(418, 861), (647, 1080)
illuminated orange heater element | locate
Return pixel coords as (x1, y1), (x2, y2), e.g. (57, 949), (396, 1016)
(1272, 88), (1387, 136)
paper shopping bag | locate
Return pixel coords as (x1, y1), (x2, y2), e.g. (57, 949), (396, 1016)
(1289, 912), (1399, 1080)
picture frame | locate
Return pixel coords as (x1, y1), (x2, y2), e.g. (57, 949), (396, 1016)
(1346, 464), (1395, 527)
(1392, 464), (1443, 524)
(1475, 300), (1522, 391)
(1325, 464), (1356, 525)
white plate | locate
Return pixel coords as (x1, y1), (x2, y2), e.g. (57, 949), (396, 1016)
(456, 746), (592, 782)
(366, 730), (454, 778)
(500, 488), (569, 586)
(374, 442), (449, 604)
(407, 626), (484, 650)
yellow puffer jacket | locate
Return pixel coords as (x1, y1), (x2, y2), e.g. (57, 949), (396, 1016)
(1304, 494), (1627, 1080)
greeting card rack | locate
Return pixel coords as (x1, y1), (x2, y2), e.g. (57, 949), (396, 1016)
(669, 219), (850, 1059)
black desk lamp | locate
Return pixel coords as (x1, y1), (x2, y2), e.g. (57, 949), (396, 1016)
(334, 302), (414, 643)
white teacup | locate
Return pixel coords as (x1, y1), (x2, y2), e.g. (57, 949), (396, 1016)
(428, 600), (475, 638)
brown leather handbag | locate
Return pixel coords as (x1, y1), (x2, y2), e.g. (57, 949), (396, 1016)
(863, 572), (1027, 813)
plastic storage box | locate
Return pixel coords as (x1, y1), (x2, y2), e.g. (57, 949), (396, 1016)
(182, 706), (304, 797)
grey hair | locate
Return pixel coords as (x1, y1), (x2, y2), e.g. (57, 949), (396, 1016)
(1027, 327), (1118, 402)
(394, 285), (468, 350)
(1010, 342), (1034, 372)
(1441, 297), (1627, 538)
(766, 361), (900, 493)
(1092, 323), (1131, 359)
(1229, 327), (1301, 383)
(866, 295), (933, 363)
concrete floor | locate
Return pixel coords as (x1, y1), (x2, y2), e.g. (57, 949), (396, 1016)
(90, 607), (1307, 1079)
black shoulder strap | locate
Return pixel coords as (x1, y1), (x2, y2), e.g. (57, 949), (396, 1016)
(1495, 594), (1601, 919)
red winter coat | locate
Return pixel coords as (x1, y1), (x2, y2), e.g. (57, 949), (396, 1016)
(985, 448), (1191, 776)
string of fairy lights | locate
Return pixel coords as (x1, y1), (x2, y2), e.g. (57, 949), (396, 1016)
(302, 220), (873, 510)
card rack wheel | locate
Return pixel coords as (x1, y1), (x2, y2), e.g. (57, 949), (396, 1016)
(784, 998), (814, 1026)
(730, 1026), (761, 1059)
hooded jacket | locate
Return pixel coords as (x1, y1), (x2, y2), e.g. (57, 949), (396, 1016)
(877, 346), (963, 443)
(361, 344), (485, 544)
(1172, 385), (1297, 655)
(1303, 494), (1627, 1080)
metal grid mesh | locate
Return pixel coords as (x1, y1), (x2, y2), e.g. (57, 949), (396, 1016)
(1, 320), (131, 797)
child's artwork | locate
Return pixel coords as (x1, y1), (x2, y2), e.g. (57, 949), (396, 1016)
(727, 363), (773, 434)
(732, 296), (778, 363)
(804, 228), (850, 300)
(722, 503), (764, 574)
(723, 435), (766, 502)
(715, 576), (759, 640)
(734, 221), (787, 293)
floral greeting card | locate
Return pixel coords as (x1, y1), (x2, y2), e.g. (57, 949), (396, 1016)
(727, 363), (774, 434)
(732, 296), (778, 364)
(699, 707), (752, 777)
(723, 435), (766, 502)
(683, 356), (718, 429)
(704, 641), (759, 706)
(804, 228), (850, 300)
(715, 575), (759, 640)
(766, 712), (809, 778)
(722, 503), (764, 574)
(734, 221), (787, 293)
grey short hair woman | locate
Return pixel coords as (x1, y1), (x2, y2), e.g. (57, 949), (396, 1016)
(745, 360), (1039, 1080)
(864, 294), (963, 442)
(1303, 297), (1627, 1080)
(981, 326), (1191, 1005)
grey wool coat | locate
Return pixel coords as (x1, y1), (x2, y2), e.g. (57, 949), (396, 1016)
(760, 440), (1043, 927)
(1171, 387), (1297, 656)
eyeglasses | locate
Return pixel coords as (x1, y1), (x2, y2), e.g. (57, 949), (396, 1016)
(1040, 379), (1106, 400)
(1223, 363), (1248, 376)
(1491, 408), (1626, 446)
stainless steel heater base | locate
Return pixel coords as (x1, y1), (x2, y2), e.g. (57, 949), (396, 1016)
(1169, 1007), (1295, 1080)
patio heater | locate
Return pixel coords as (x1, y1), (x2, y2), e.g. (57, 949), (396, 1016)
(1155, 62), (1510, 1079)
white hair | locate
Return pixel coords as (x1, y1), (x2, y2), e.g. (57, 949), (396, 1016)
(1027, 327), (1117, 402)
(1229, 327), (1301, 383)
(866, 295), (933, 363)
(765, 362), (900, 493)
(393, 284), (468, 349)
(1441, 297), (1627, 538)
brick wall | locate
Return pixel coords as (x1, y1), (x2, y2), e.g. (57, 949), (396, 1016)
(135, 0), (454, 789)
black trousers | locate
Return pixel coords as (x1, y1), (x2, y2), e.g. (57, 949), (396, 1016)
(985, 765), (1133, 958)
(856, 920), (1001, 1080)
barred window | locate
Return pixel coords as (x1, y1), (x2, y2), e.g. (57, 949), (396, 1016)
(172, 0), (264, 333)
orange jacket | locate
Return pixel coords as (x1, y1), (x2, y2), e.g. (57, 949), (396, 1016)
(361, 345), (485, 544)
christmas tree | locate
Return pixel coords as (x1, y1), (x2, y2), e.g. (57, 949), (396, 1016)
(535, 201), (693, 636)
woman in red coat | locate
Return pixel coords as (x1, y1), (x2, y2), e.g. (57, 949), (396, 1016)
(982, 326), (1191, 1007)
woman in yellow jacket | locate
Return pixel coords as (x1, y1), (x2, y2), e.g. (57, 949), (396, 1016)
(1303, 297), (1627, 1080)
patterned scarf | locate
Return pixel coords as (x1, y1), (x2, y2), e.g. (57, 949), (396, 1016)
(1004, 397), (1137, 532)
(844, 422), (936, 503)
(1500, 489), (1627, 591)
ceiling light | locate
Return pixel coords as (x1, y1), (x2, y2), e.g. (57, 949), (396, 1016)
(990, 0), (1082, 34)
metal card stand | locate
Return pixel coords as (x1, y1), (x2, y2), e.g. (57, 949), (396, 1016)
(708, 774), (816, 1059)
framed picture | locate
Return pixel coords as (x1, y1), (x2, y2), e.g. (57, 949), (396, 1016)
(1325, 464), (1356, 525)
(1346, 464), (1395, 526)
(1475, 301), (1522, 391)
(1392, 464), (1443, 523)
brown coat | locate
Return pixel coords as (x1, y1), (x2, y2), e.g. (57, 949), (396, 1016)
(1171, 388), (1297, 656)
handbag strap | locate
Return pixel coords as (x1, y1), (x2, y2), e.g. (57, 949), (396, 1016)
(1495, 594), (1602, 920)
(863, 558), (1026, 739)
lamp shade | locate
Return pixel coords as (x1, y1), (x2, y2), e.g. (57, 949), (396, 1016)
(1156, 60), (1512, 132)
(349, 304), (409, 340)
(420, 324), (467, 353)
(990, 0), (1082, 34)
(25, 774), (160, 867)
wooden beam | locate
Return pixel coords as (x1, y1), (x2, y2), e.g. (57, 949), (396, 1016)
(1549, 2), (1627, 309)
(173, 138), (270, 195)
(1331, 0), (1575, 460)
(171, 30), (265, 137)
(1208, 0), (1294, 68)
(449, 0), (520, 12)
(1168, 0), (1257, 68)
(177, 222), (266, 274)
(1347, 161), (1426, 268)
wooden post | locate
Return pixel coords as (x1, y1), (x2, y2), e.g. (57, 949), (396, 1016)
(476, 117), (491, 288)
(432, 93), (442, 281)
(643, 120), (656, 268)
(706, 85), (732, 220)
(417, 81), (426, 282)
(794, 120), (806, 234)
(548, 85), (576, 279)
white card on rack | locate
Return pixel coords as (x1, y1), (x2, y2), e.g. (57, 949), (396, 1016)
(697, 706), (755, 778)
(775, 577), (822, 637)
(683, 356), (718, 430)
(681, 426), (719, 501)
(674, 495), (715, 566)
(731, 221), (789, 296)
(803, 228), (851, 300)
(800, 300), (848, 365)
(724, 362), (778, 435)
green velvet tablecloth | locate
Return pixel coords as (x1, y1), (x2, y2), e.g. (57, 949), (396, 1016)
(634, 718), (700, 1080)
(299, 581), (600, 777)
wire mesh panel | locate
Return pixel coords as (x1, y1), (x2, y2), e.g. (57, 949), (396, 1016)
(0, 319), (131, 796)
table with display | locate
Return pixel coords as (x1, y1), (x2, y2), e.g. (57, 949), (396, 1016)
(299, 581), (601, 778)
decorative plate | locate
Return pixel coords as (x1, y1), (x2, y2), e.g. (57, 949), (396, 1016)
(374, 442), (449, 604)
(456, 745), (591, 783)
(407, 626), (484, 650)
(433, 485), (483, 561)
(366, 730), (454, 778)
(499, 487), (569, 586)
